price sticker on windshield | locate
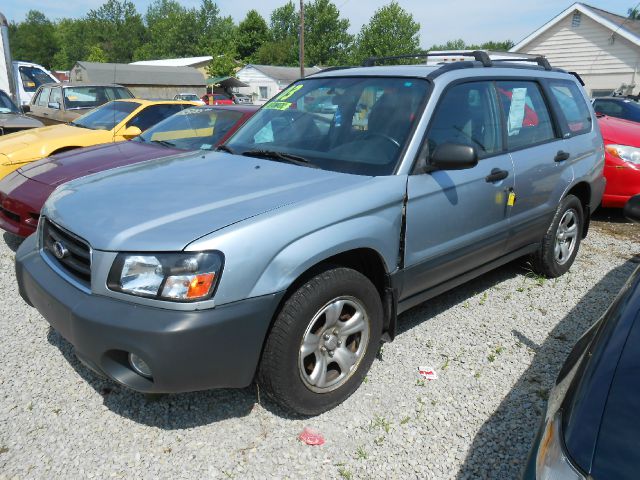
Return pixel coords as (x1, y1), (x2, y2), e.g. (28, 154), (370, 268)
(263, 101), (293, 110)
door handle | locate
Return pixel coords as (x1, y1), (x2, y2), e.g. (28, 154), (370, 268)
(554, 150), (570, 162)
(485, 168), (509, 183)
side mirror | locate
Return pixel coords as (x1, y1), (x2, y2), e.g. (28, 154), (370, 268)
(120, 125), (142, 139)
(48, 102), (61, 110)
(430, 143), (478, 171)
(21, 105), (30, 113)
(623, 194), (640, 223)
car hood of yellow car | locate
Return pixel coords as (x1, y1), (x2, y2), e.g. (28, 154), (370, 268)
(0, 124), (109, 164)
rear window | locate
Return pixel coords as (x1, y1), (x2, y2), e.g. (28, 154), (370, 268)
(548, 80), (592, 136)
(64, 86), (133, 110)
(126, 104), (188, 132)
(497, 81), (556, 150)
(72, 101), (140, 130)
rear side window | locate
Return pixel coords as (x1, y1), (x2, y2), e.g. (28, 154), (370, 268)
(593, 98), (640, 123)
(548, 80), (592, 136)
(127, 104), (188, 132)
(426, 81), (502, 159)
(497, 81), (556, 150)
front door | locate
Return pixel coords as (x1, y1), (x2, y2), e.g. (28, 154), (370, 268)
(402, 81), (514, 300)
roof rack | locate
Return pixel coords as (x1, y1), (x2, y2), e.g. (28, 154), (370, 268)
(491, 56), (552, 71)
(362, 51), (492, 67)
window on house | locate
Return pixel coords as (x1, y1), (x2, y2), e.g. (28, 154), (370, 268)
(259, 86), (268, 99)
(572, 11), (581, 28)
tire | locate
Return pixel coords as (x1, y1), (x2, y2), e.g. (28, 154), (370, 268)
(531, 194), (583, 278)
(257, 267), (383, 416)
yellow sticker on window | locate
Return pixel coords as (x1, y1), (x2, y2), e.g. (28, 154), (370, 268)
(278, 84), (303, 101)
(263, 101), (292, 110)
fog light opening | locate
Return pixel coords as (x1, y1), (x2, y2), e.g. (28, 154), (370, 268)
(128, 353), (153, 378)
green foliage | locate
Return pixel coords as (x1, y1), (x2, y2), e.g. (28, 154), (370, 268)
(429, 38), (515, 52)
(304, 0), (353, 66)
(354, 1), (420, 64)
(206, 53), (237, 78)
(86, 45), (108, 63)
(629, 7), (640, 20)
(9, 10), (58, 68)
(237, 10), (269, 60)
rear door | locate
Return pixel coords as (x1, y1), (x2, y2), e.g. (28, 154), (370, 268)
(402, 80), (514, 299)
(496, 80), (569, 251)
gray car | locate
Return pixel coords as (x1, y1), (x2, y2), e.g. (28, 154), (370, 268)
(15, 52), (605, 415)
(0, 89), (43, 135)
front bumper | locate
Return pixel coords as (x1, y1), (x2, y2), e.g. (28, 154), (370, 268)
(15, 235), (284, 393)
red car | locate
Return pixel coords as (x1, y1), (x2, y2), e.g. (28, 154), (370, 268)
(598, 114), (640, 208)
(201, 93), (234, 106)
(0, 105), (257, 237)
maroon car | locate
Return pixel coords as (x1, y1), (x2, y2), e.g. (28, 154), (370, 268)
(0, 105), (257, 237)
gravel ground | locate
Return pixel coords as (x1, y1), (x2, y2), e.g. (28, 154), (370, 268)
(0, 220), (638, 479)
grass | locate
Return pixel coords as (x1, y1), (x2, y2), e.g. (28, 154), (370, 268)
(374, 436), (385, 446)
(338, 466), (353, 479)
(474, 371), (481, 379)
(479, 292), (488, 305)
(400, 416), (410, 425)
(355, 446), (368, 460)
(487, 353), (496, 363)
(416, 379), (425, 387)
(371, 415), (391, 433)
(441, 355), (450, 370)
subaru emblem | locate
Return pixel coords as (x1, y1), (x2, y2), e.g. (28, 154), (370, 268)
(52, 241), (69, 260)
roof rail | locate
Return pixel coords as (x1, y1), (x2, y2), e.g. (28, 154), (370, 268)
(362, 50), (492, 67)
(491, 56), (552, 70)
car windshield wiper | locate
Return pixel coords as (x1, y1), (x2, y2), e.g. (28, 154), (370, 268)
(241, 149), (317, 168)
(216, 145), (235, 154)
(150, 139), (176, 148)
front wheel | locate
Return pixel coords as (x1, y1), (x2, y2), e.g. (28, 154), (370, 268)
(531, 194), (583, 278)
(257, 267), (383, 416)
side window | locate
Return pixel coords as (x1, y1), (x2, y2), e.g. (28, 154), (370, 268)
(593, 99), (622, 117)
(496, 81), (556, 150)
(37, 87), (52, 107)
(426, 81), (502, 159)
(127, 104), (185, 132)
(548, 80), (592, 136)
(49, 87), (62, 106)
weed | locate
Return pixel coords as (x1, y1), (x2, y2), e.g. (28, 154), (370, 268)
(376, 345), (384, 361)
(515, 341), (523, 348)
(479, 292), (488, 305)
(487, 353), (496, 363)
(431, 399), (437, 406)
(363, 376), (369, 384)
(463, 301), (469, 308)
(163, 447), (172, 454)
(441, 355), (450, 370)
(355, 446), (368, 460)
(52, 408), (61, 415)
(504, 293), (512, 301)
(338, 466), (353, 479)
(416, 379), (425, 387)
(400, 416), (410, 425)
(474, 371), (481, 379)
(374, 436), (385, 446)
(0, 447), (7, 454)
(516, 286), (525, 293)
(495, 345), (505, 355)
(372, 415), (391, 433)
(425, 339), (433, 348)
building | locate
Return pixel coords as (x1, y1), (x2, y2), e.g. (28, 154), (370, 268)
(236, 65), (322, 104)
(130, 56), (212, 77)
(511, 3), (640, 97)
(69, 62), (206, 99)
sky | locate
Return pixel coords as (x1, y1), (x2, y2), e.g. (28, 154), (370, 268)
(1, 0), (637, 47)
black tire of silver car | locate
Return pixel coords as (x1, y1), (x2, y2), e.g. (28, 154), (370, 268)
(257, 267), (383, 416)
(531, 194), (583, 278)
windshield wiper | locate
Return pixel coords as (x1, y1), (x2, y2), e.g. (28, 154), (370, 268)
(216, 144), (234, 154)
(241, 149), (317, 168)
(150, 139), (176, 148)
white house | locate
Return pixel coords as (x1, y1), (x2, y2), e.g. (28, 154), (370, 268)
(510, 3), (640, 97)
(236, 65), (322, 104)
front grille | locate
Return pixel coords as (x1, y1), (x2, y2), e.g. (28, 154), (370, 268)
(42, 219), (91, 285)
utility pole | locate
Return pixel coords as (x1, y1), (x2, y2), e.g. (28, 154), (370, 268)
(299, 0), (305, 78)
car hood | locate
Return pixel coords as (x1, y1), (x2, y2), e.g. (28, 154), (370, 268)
(44, 152), (374, 251)
(0, 124), (96, 161)
(0, 113), (43, 129)
(597, 115), (640, 146)
(19, 141), (183, 186)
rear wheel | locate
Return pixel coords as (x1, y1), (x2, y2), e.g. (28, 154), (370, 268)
(258, 267), (383, 416)
(531, 194), (583, 278)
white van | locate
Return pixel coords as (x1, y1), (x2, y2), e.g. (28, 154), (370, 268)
(11, 60), (59, 105)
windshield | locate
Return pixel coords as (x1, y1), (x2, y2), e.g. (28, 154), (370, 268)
(72, 101), (140, 130)
(0, 91), (19, 114)
(19, 66), (56, 93)
(593, 99), (640, 123)
(64, 86), (133, 110)
(177, 94), (199, 101)
(137, 107), (244, 150)
(226, 77), (429, 175)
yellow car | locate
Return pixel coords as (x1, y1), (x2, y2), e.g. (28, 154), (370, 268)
(0, 99), (197, 180)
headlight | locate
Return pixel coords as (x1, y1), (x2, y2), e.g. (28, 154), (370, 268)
(107, 251), (223, 302)
(536, 412), (585, 480)
(605, 144), (640, 164)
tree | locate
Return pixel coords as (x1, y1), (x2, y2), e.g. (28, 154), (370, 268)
(136, 0), (199, 59)
(9, 10), (58, 68)
(429, 39), (515, 52)
(354, 2), (420, 64)
(304, 0), (352, 65)
(196, 0), (237, 56)
(237, 10), (269, 60)
(629, 7), (640, 20)
(86, 45), (108, 63)
(52, 18), (91, 70)
(253, 1), (300, 66)
(206, 53), (237, 78)
(86, 0), (147, 63)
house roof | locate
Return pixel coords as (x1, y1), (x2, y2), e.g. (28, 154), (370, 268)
(511, 2), (640, 52)
(130, 56), (213, 67)
(72, 62), (205, 86)
(240, 65), (323, 83)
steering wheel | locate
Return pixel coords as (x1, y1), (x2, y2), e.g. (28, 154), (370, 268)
(363, 132), (401, 148)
